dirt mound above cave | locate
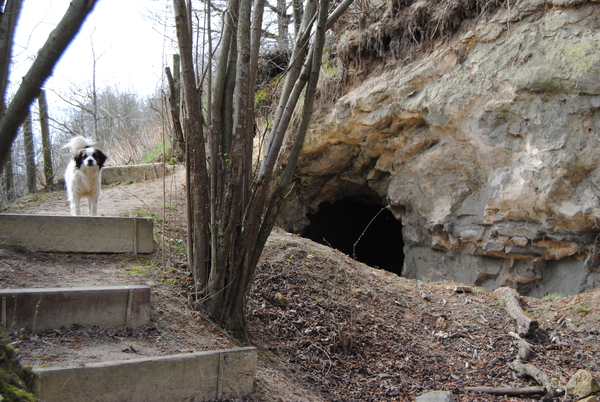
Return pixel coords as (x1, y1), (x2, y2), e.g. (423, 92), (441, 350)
(1, 165), (599, 401)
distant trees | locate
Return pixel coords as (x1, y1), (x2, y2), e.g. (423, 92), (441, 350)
(1, 83), (165, 204)
(0, 102), (53, 201)
(0, 0), (99, 201)
(57, 85), (167, 165)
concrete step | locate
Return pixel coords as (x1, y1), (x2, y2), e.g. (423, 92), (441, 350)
(0, 214), (153, 254)
(34, 347), (257, 402)
(101, 163), (169, 185)
(0, 286), (150, 332)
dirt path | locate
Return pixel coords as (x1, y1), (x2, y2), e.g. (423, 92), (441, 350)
(5, 164), (187, 218)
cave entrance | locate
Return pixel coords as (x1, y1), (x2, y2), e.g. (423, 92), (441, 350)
(301, 197), (404, 275)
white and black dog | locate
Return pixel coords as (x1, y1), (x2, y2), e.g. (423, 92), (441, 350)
(62, 136), (107, 216)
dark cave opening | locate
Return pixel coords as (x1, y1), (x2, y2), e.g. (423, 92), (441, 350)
(301, 197), (405, 275)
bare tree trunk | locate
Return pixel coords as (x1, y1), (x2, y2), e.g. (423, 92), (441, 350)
(205, 0), (240, 322)
(172, 54), (185, 160)
(173, 0), (210, 289)
(165, 55), (185, 162)
(2, 151), (14, 201)
(214, 0), (331, 331)
(261, 0), (316, 162)
(23, 111), (36, 193)
(38, 90), (54, 187)
(276, 0), (290, 52)
(210, 0), (239, 157)
(0, 0), (98, 168)
(251, 0), (331, 271)
(0, 0), (24, 118)
(205, 0), (257, 326)
(292, 0), (303, 38)
(174, 0), (354, 333)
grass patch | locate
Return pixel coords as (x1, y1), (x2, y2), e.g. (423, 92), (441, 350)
(543, 293), (565, 301)
(570, 304), (590, 313)
(1, 192), (60, 212)
(157, 266), (179, 285)
(124, 259), (157, 277)
(125, 209), (163, 225)
(139, 141), (173, 164)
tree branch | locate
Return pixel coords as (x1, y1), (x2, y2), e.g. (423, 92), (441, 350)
(0, 0), (24, 113)
(0, 0), (98, 167)
(326, 0), (355, 30)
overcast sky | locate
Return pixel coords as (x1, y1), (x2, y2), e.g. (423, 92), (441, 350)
(11, 0), (175, 103)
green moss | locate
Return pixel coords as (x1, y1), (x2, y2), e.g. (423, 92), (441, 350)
(124, 258), (157, 277)
(0, 334), (38, 401)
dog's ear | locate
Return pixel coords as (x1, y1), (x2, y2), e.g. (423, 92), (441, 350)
(74, 151), (85, 168)
(95, 150), (108, 168)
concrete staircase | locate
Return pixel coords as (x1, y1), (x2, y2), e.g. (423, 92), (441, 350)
(0, 165), (256, 401)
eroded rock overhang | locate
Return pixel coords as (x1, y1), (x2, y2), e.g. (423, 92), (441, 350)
(278, 0), (600, 297)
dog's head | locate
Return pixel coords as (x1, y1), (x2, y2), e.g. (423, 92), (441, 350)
(74, 147), (107, 170)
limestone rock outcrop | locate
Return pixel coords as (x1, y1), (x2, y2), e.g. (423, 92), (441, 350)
(281, 0), (600, 296)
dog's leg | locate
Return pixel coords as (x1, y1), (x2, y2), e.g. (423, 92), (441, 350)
(71, 194), (81, 216)
(89, 195), (99, 216)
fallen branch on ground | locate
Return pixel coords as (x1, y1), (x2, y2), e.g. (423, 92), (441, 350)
(490, 287), (565, 398)
(508, 359), (564, 397)
(508, 331), (535, 361)
(493, 286), (538, 337)
(465, 386), (547, 396)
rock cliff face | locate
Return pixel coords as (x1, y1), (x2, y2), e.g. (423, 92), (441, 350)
(279, 0), (600, 296)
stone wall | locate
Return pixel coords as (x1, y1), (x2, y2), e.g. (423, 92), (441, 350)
(280, 0), (600, 297)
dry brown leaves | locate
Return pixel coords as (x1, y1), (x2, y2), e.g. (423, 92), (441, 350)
(245, 231), (600, 401)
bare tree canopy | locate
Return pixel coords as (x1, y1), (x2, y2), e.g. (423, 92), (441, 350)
(0, 0), (98, 168)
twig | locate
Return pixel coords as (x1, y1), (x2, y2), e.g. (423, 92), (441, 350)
(352, 206), (389, 260)
(310, 343), (333, 377)
(394, 298), (410, 308)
